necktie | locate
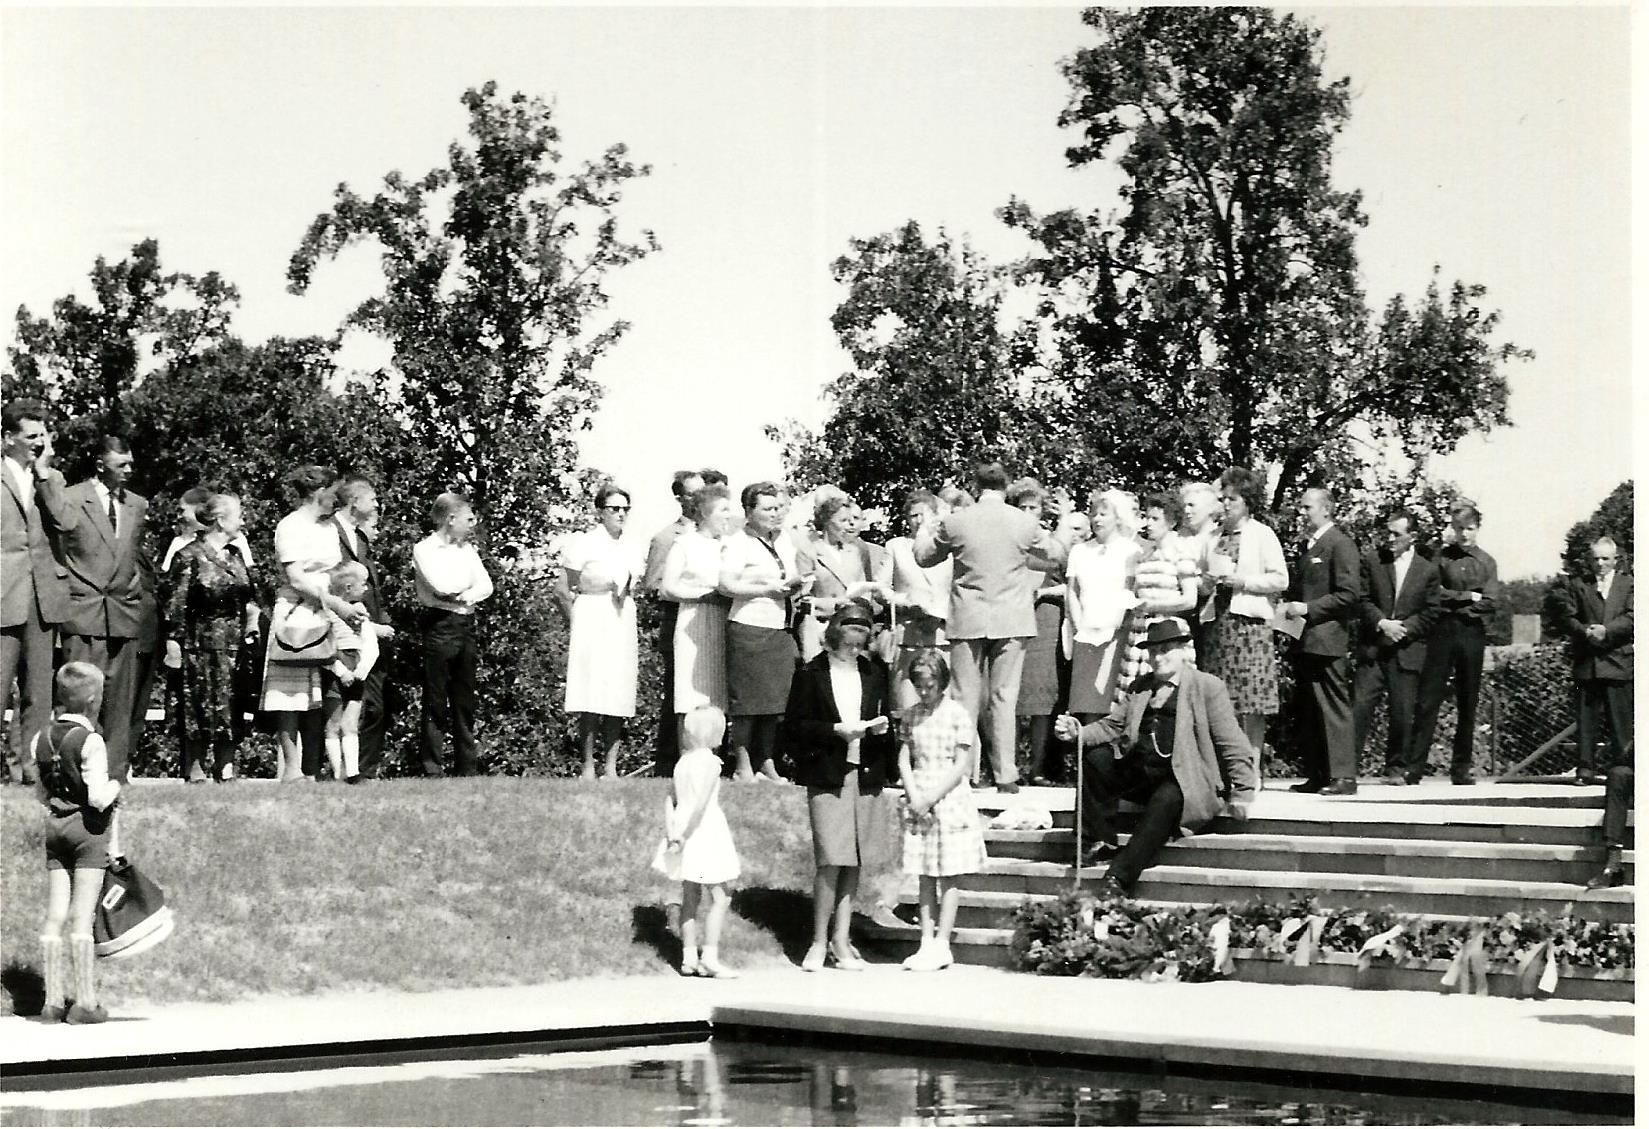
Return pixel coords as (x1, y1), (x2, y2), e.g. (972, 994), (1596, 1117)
(107, 489), (120, 536)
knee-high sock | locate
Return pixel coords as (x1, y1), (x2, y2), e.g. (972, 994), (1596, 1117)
(69, 934), (97, 1011)
(324, 734), (344, 779)
(39, 935), (65, 1010)
(341, 733), (360, 778)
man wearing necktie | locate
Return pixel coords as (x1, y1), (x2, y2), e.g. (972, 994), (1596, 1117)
(1407, 503), (1500, 785)
(333, 475), (395, 779)
(1551, 536), (1633, 786)
(1, 399), (80, 784)
(61, 436), (155, 782)
(1352, 510), (1441, 785)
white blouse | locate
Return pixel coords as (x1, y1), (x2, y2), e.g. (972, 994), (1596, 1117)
(828, 655), (864, 765)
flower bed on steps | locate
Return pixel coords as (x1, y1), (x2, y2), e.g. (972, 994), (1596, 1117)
(1011, 892), (1635, 999)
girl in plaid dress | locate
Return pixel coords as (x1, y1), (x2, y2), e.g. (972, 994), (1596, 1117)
(898, 650), (987, 971)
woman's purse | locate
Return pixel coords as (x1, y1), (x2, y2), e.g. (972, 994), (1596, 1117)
(93, 855), (176, 960)
(268, 598), (338, 666)
(650, 838), (683, 882)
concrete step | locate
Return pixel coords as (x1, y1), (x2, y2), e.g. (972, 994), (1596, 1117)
(940, 860), (1635, 923)
(987, 830), (1635, 885)
(978, 792), (1625, 847)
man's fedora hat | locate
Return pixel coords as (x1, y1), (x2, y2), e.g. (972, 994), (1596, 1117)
(1142, 617), (1193, 647)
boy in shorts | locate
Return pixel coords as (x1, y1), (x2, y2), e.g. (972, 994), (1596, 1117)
(322, 562), (382, 784)
(33, 661), (122, 1023)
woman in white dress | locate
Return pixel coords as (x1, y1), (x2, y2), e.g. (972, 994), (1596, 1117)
(559, 483), (640, 781)
(260, 465), (368, 782)
(1064, 489), (1144, 719)
(661, 484), (734, 730)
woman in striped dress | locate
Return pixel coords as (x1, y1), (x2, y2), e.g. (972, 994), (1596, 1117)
(898, 649), (986, 971)
(662, 485), (734, 725)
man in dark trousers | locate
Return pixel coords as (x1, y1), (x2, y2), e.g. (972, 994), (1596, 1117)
(1550, 535), (1632, 786)
(60, 435), (155, 782)
(333, 475), (395, 777)
(643, 469), (704, 776)
(1, 399), (79, 783)
(1280, 487), (1363, 794)
(1353, 509), (1441, 785)
(1408, 502), (1500, 785)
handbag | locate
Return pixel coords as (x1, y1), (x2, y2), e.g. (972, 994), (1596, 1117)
(93, 855), (176, 960)
(650, 837), (683, 882)
(268, 598), (338, 666)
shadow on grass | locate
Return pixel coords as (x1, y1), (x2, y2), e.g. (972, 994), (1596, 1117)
(631, 904), (683, 970)
(2, 958), (43, 1016)
(731, 886), (813, 963)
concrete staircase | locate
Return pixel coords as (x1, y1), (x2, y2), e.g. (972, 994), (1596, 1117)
(861, 781), (1634, 977)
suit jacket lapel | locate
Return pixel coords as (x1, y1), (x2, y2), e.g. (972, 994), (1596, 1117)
(1125, 692), (1150, 744)
(2, 469), (26, 518)
(82, 490), (115, 547)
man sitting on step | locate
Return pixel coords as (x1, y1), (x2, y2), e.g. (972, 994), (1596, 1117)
(1054, 617), (1256, 896)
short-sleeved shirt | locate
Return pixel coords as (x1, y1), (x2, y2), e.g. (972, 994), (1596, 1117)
(274, 511), (342, 571)
(563, 527), (639, 596)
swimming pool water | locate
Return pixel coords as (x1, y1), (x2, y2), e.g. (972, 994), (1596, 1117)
(2, 1037), (1623, 1126)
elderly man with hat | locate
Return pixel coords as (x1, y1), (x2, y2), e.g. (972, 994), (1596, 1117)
(1055, 617), (1256, 895)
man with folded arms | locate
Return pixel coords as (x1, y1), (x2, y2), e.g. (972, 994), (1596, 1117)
(413, 492), (493, 777)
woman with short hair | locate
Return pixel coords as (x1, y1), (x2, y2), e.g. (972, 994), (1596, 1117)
(662, 484), (735, 726)
(560, 482), (640, 781)
(1204, 467), (1289, 756)
(783, 603), (897, 972)
(719, 481), (806, 783)
(797, 488), (882, 661)
(1064, 489), (1145, 718)
(261, 465), (364, 782)
(163, 492), (258, 783)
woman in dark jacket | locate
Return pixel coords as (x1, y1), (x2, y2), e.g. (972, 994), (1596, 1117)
(783, 602), (896, 972)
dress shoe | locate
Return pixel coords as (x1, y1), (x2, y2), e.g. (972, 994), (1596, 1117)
(1574, 769), (1606, 786)
(1403, 773), (1423, 786)
(827, 945), (867, 971)
(36, 1004), (67, 1023)
(800, 945), (828, 973)
(1082, 842), (1121, 867)
(1450, 772), (1476, 786)
(1289, 779), (1327, 794)
(1320, 779), (1358, 796)
(1380, 774), (1408, 786)
(1584, 866), (1626, 891)
(65, 1003), (108, 1025)
(996, 782), (1020, 795)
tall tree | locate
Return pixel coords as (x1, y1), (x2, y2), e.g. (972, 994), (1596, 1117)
(5, 238), (239, 444)
(766, 222), (1079, 508)
(1561, 481), (1633, 578)
(1004, 8), (1529, 507)
(286, 81), (657, 549)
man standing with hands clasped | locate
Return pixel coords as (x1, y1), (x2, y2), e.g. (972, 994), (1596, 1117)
(1278, 487), (1362, 795)
(1407, 503), (1500, 785)
(2, 399), (79, 784)
(1353, 510), (1440, 785)
(1551, 536), (1632, 787)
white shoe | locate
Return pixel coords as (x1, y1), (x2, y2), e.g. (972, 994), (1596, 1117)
(904, 944), (953, 972)
(902, 942), (934, 970)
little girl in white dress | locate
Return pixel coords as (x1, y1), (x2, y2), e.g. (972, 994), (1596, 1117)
(654, 705), (741, 978)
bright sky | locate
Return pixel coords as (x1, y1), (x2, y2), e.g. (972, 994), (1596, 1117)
(0, 6), (1632, 578)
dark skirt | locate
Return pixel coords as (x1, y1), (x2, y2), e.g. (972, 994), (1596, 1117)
(1016, 598), (1063, 715)
(725, 621), (798, 716)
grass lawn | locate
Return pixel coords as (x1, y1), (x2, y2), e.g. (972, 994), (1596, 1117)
(0, 776), (863, 1012)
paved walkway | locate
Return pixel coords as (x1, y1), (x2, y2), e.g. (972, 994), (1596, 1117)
(2, 967), (1632, 1098)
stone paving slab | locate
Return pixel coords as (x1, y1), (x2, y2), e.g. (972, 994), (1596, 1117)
(1, 967), (1632, 1099)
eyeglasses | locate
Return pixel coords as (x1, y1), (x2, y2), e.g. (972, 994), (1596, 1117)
(601, 505), (631, 512)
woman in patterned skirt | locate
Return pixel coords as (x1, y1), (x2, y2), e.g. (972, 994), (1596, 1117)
(163, 492), (258, 782)
(661, 484), (734, 730)
(898, 649), (987, 971)
(1203, 467), (1289, 766)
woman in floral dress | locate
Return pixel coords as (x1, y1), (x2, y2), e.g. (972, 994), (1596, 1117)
(164, 492), (258, 782)
(898, 649), (987, 972)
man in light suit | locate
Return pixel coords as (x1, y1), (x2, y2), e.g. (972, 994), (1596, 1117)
(333, 475), (395, 778)
(916, 460), (1065, 793)
(60, 435), (155, 782)
(1551, 536), (1633, 785)
(1279, 487), (1363, 794)
(1352, 510), (1441, 785)
(1, 399), (79, 783)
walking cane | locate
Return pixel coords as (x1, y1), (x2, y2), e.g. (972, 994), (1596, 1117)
(1072, 725), (1084, 890)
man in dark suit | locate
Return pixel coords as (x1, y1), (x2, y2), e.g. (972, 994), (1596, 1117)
(1, 399), (79, 783)
(333, 475), (395, 778)
(1408, 502), (1500, 785)
(1550, 536), (1633, 785)
(60, 435), (154, 782)
(1353, 509), (1441, 784)
(1280, 487), (1363, 794)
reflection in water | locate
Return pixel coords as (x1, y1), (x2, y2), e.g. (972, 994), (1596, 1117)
(0, 1039), (1626, 1127)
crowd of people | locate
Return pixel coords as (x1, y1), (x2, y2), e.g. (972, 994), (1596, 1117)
(6, 394), (1633, 1009)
